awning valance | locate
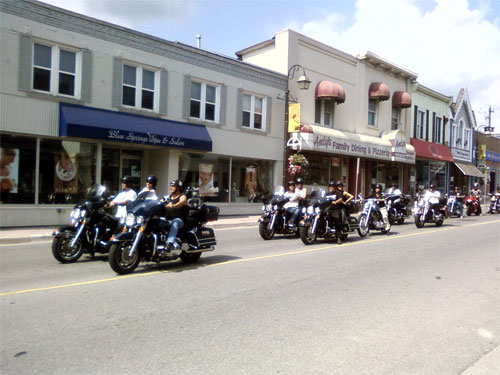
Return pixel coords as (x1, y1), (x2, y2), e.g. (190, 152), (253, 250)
(392, 91), (412, 108)
(59, 103), (212, 151)
(369, 82), (390, 101)
(454, 162), (484, 178)
(315, 81), (346, 103)
(410, 138), (453, 162)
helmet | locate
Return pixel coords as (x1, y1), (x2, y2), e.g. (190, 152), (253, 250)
(473, 182), (479, 188)
(288, 180), (296, 186)
(429, 184), (435, 189)
(390, 183), (397, 187)
(328, 181), (336, 187)
(146, 175), (157, 186)
(170, 179), (183, 190)
(295, 177), (304, 185)
(374, 183), (382, 190)
(335, 181), (344, 188)
(121, 175), (133, 187)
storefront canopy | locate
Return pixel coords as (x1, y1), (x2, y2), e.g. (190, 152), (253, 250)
(454, 162), (484, 178)
(59, 103), (212, 151)
(315, 81), (346, 104)
(410, 138), (454, 162)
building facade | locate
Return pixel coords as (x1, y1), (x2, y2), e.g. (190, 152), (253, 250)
(0, 0), (287, 226)
(475, 132), (500, 196)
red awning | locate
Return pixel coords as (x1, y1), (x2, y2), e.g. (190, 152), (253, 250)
(315, 81), (346, 103)
(392, 91), (411, 108)
(369, 82), (390, 101)
(410, 138), (454, 162)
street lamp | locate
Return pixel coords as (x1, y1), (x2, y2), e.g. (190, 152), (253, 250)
(477, 124), (495, 133)
(283, 64), (311, 185)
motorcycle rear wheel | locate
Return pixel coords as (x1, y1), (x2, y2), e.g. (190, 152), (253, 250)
(357, 214), (369, 237)
(414, 214), (425, 228)
(435, 218), (443, 226)
(299, 224), (317, 245)
(52, 235), (83, 263)
(180, 252), (202, 263)
(466, 206), (472, 216)
(259, 222), (275, 240)
(109, 242), (140, 275)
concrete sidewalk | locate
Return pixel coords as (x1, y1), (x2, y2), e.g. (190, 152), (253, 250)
(0, 215), (261, 245)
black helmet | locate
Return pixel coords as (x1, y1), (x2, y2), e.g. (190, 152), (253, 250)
(374, 183), (382, 190)
(390, 183), (397, 187)
(328, 181), (336, 187)
(170, 179), (183, 190)
(335, 181), (344, 188)
(121, 175), (133, 187)
(146, 175), (157, 186)
(288, 180), (296, 186)
(295, 177), (304, 185)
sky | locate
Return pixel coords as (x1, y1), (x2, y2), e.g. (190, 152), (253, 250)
(40, 0), (500, 131)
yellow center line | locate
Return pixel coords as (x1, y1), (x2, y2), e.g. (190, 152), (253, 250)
(1, 219), (499, 297)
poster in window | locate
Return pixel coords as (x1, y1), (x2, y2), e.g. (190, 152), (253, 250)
(199, 163), (218, 196)
(244, 166), (258, 201)
(0, 148), (19, 193)
(55, 152), (78, 194)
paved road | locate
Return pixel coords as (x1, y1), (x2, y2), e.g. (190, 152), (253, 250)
(1, 215), (499, 374)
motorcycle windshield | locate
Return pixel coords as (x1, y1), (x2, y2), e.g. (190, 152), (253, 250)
(273, 186), (285, 196)
(86, 184), (108, 199)
(127, 196), (164, 218)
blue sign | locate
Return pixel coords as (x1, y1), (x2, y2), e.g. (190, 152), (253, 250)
(60, 103), (212, 151)
(486, 150), (500, 163)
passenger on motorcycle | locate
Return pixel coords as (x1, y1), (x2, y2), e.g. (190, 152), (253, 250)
(295, 177), (307, 199)
(470, 183), (482, 215)
(283, 181), (301, 227)
(387, 183), (402, 195)
(449, 186), (464, 218)
(368, 184), (390, 230)
(108, 175), (137, 219)
(423, 184), (441, 212)
(164, 179), (188, 251)
(327, 181), (353, 244)
(138, 175), (159, 200)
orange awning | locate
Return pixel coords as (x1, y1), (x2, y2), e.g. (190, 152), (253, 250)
(369, 82), (390, 101)
(392, 91), (411, 108)
(315, 81), (346, 103)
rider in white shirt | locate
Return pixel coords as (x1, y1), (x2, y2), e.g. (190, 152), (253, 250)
(138, 175), (159, 200)
(109, 176), (137, 219)
(423, 184), (441, 206)
(284, 181), (300, 227)
(387, 183), (402, 196)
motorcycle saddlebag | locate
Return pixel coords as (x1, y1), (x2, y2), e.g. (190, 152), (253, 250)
(200, 204), (219, 222)
(188, 227), (216, 249)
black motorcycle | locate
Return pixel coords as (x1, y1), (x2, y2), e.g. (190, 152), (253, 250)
(357, 197), (391, 236)
(487, 193), (500, 214)
(385, 193), (411, 224)
(258, 186), (302, 240)
(413, 195), (447, 228)
(52, 185), (120, 263)
(108, 189), (219, 274)
(299, 189), (361, 245)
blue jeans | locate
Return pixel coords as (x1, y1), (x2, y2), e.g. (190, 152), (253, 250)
(286, 207), (300, 223)
(167, 218), (184, 244)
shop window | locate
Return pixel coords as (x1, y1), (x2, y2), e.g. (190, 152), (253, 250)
(315, 99), (334, 127)
(0, 134), (36, 204)
(190, 81), (218, 122)
(368, 99), (377, 126)
(38, 140), (96, 204)
(122, 64), (158, 111)
(32, 42), (81, 98)
(242, 94), (266, 131)
(231, 159), (272, 203)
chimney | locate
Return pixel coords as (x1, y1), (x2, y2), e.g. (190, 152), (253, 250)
(196, 34), (201, 48)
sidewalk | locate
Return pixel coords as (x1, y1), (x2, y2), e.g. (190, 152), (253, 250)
(0, 215), (261, 245)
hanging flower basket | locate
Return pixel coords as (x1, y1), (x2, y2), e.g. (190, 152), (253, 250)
(287, 153), (309, 176)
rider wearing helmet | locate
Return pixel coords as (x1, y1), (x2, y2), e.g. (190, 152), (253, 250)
(164, 179), (188, 251)
(387, 183), (402, 196)
(138, 175), (159, 200)
(284, 180), (300, 227)
(295, 177), (307, 199)
(368, 183), (390, 230)
(470, 182), (482, 215)
(328, 181), (351, 244)
(109, 176), (137, 218)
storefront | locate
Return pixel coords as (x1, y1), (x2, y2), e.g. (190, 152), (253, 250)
(449, 141), (483, 192)
(288, 125), (415, 195)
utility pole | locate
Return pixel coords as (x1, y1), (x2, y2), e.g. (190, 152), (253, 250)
(488, 105), (494, 128)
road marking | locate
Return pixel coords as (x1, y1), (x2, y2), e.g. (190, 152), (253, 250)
(1, 219), (499, 297)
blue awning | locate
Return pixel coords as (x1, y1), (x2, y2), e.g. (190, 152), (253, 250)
(59, 103), (212, 151)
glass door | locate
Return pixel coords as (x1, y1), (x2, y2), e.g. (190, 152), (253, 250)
(121, 156), (142, 192)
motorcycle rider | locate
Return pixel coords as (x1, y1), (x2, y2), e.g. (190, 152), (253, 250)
(164, 179), (188, 251)
(138, 175), (159, 200)
(327, 181), (352, 244)
(387, 183), (402, 195)
(336, 181), (354, 228)
(423, 184), (441, 214)
(449, 186), (464, 218)
(469, 182), (482, 215)
(368, 183), (390, 231)
(295, 177), (307, 199)
(489, 187), (500, 213)
(108, 175), (137, 219)
(283, 180), (300, 227)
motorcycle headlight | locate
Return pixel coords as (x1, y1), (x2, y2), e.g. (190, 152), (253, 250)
(261, 205), (265, 211)
(273, 205), (278, 210)
(125, 213), (136, 227)
(306, 206), (314, 214)
(71, 208), (81, 219)
(315, 207), (321, 214)
(80, 210), (87, 218)
(266, 204), (272, 211)
(136, 216), (144, 225)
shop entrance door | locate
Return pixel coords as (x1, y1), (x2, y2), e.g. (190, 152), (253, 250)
(121, 156), (142, 192)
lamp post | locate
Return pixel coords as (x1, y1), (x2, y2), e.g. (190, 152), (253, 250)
(477, 124), (495, 133)
(283, 64), (311, 185)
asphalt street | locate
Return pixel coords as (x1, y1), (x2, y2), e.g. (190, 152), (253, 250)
(1, 214), (499, 374)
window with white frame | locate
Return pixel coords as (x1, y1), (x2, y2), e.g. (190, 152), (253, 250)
(433, 116), (442, 143)
(391, 107), (401, 130)
(122, 64), (158, 111)
(451, 123), (457, 147)
(315, 99), (334, 127)
(416, 110), (425, 139)
(368, 99), (377, 126)
(190, 81), (218, 122)
(464, 128), (470, 148)
(32, 42), (81, 98)
(456, 120), (464, 147)
(242, 94), (265, 130)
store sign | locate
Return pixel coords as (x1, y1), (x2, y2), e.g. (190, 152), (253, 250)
(486, 151), (500, 162)
(451, 147), (472, 162)
(388, 131), (415, 163)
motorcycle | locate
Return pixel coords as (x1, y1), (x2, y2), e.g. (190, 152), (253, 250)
(413, 196), (447, 227)
(258, 186), (302, 240)
(385, 193), (411, 224)
(52, 185), (120, 263)
(357, 197), (391, 236)
(487, 194), (500, 214)
(445, 195), (462, 217)
(465, 195), (481, 216)
(108, 189), (219, 274)
(299, 189), (361, 245)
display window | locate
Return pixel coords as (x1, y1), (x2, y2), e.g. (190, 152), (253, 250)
(0, 134), (37, 204)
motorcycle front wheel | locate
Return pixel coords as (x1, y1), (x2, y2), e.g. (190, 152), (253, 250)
(52, 234), (83, 263)
(357, 213), (369, 237)
(109, 242), (140, 275)
(299, 224), (317, 245)
(259, 221), (275, 240)
(414, 214), (425, 228)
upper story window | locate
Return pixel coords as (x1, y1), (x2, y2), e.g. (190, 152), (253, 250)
(433, 116), (442, 143)
(368, 99), (377, 127)
(122, 64), (158, 111)
(416, 110), (425, 139)
(190, 81), (218, 122)
(391, 107), (401, 130)
(456, 120), (464, 147)
(32, 43), (80, 98)
(464, 128), (470, 148)
(315, 99), (334, 127)
(242, 94), (265, 130)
